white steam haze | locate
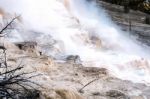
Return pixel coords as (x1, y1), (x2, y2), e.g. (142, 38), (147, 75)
(0, 0), (150, 84)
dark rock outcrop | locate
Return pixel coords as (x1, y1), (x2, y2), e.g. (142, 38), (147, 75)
(97, 0), (150, 14)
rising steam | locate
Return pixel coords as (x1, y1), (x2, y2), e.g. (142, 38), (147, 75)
(0, 0), (150, 84)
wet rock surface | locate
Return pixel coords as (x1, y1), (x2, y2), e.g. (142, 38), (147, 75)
(96, 0), (150, 46)
(3, 40), (150, 99)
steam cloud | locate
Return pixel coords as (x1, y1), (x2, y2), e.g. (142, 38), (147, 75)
(0, 0), (150, 84)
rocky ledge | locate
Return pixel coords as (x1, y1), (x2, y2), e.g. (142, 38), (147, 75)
(3, 40), (150, 99)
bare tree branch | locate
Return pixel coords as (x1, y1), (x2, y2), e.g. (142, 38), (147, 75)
(0, 16), (41, 99)
(0, 16), (19, 35)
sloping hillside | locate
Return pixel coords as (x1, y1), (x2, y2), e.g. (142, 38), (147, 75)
(1, 0), (150, 99)
(97, 0), (150, 46)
